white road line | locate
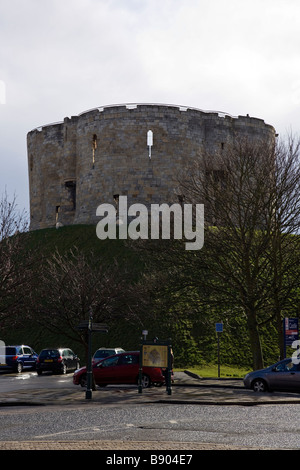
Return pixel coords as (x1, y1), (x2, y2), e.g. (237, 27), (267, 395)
(34, 423), (136, 439)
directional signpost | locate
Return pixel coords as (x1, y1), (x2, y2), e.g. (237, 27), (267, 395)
(77, 315), (108, 399)
(77, 321), (109, 333)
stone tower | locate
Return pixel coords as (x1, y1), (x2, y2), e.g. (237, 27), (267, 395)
(27, 103), (275, 230)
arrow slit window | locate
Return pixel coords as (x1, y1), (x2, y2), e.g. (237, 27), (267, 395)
(92, 134), (97, 168)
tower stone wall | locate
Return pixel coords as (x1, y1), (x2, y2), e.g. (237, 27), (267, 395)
(27, 103), (275, 230)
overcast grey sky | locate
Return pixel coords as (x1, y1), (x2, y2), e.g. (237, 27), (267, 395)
(1, 0), (300, 216)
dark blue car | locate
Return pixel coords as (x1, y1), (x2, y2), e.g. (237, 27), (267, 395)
(0, 345), (38, 373)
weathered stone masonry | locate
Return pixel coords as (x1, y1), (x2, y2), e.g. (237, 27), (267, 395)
(27, 103), (275, 230)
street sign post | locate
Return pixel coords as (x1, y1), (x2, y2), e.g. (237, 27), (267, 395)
(77, 317), (108, 399)
(215, 322), (223, 378)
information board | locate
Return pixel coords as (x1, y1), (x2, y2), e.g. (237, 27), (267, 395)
(142, 344), (168, 368)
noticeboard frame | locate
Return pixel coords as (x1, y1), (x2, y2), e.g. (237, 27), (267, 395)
(138, 338), (173, 395)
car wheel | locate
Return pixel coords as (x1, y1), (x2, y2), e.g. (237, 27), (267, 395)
(37, 370), (42, 376)
(141, 374), (151, 388)
(16, 362), (23, 373)
(252, 378), (268, 392)
(80, 374), (87, 388)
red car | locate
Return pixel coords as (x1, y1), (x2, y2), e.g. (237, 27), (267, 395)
(73, 351), (168, 388)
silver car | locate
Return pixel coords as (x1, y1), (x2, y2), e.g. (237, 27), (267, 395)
(92, 347), (125, 364)
(244, 358), (300, 392)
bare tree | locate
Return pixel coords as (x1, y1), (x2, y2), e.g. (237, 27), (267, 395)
(177, 136), (300, 369)
(266, 135), (300, 358)
(0, 191), (28, 241)
(0, 191), (30, 323)
(30, 247), (148, 357)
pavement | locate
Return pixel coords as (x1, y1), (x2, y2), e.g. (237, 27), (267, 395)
(2, 369), (300, 407)
(2, 371), (300, 451)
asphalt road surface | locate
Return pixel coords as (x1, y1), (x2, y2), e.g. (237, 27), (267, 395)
(1, 398), (300, 449)
(1, 370), (300, 450)
(0, 369), (74, 392)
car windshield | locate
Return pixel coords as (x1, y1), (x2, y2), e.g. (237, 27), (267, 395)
(94, 350), (114, 358)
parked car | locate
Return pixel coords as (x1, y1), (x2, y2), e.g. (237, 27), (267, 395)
(92, 347), (125, 364)
(244, 358), (300, 392)
(0, 345), (38, 373)
(36, 348), (80, 375)
(73, 351), (169, 388)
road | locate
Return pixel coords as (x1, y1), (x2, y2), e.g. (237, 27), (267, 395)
(1, 370), (300, 450)
(1, 400), (300, 450)
(0, 369), (73, 392)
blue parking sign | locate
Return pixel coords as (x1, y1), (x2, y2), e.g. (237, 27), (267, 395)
(284, 318), (298, 346)
(215, 323), (223, 333)
(283, 318), (299, 358)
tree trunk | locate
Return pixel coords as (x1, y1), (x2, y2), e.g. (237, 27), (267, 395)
(245, 308), (264, 370)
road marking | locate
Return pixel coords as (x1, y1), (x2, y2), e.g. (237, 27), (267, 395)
(34, 423), (137, 439)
